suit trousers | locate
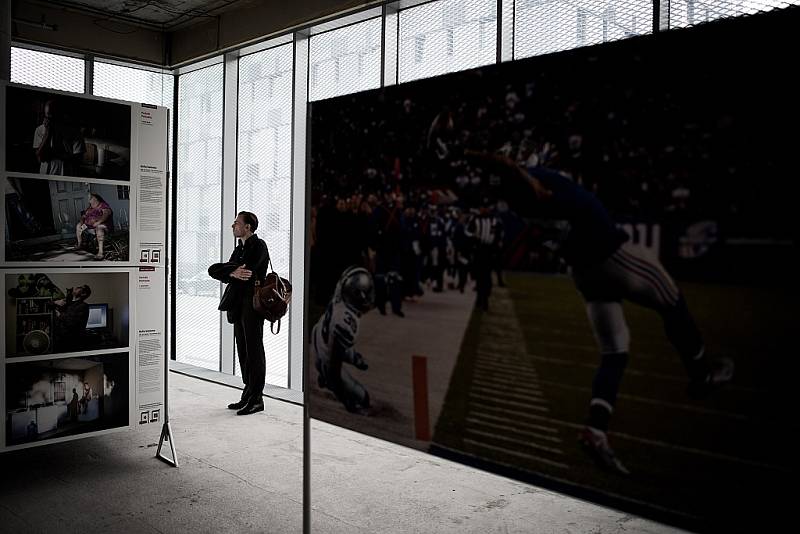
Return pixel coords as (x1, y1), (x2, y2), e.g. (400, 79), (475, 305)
(233, 287), (266, 402)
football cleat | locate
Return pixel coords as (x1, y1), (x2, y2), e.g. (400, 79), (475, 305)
(688, 357), (734, 399)
(578, 427), (630, 476)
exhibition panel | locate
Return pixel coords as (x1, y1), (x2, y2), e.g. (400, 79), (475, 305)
(1, 83), (170, 453)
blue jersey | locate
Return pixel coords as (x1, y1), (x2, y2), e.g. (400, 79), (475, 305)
(528, 166), (627, 267)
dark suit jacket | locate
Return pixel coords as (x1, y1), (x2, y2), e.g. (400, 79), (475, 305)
(208, 234), (269, 323)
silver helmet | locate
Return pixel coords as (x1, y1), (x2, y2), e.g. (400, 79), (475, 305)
(337, 266), (375, 313)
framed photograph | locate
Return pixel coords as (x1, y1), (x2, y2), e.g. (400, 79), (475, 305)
(4, 176), (130, 262)
(4, 271), (130, 358)
(4, 352), (129, 447)
(5, 86), (131, 181)
(305, 16), (796, 527)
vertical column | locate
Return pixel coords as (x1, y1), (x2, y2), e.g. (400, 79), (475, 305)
(382, 3), (398, 86)
(289, 32), (309, 392)
(169, 74), (179, 362)
(219, 52), (238, 374)
(293, 35), (311, 533)
(499, 0), (515, 62)
(653, 1), (670, 32)
(84, 53), (93, 95)
(1, 0), (10, 82)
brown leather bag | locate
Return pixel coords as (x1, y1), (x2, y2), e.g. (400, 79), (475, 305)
(253, 260), (292, 334)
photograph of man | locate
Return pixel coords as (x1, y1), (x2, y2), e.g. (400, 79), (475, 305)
(6, 272), (129, 357)
(208, 212), (269, 416)
(52, 284), (91, 353)
(4, 177), (130, 262)
(32, 98), (86, 176)
(5, 86), (132, 181)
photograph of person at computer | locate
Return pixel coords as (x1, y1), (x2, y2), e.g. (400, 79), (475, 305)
(4, 272), (129, 357)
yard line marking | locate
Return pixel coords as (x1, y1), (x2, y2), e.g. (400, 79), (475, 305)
(468, 411), (560, 434)
(471, 376), (544, 394)
(462, 439), (570, 469)
(536, 379), (748, 420)
(466, 416), (563, 443)
(473, 361), (540, 379)
(471, 385), (545, 402)
(525, 354), (761, 394)
(474, 356), (541, 373)
(469, 392), (550, 412)
(471, 404), (788, 473)
(465, 428), (564, 455)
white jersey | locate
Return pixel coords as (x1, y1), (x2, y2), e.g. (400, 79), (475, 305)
(311, 298), (360, 365)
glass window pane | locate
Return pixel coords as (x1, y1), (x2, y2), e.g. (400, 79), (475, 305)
(669, 0), (800, 28)
(399, 0), (497, 83)
(236, 44), (294, 388)
(92, 61), (174, 171)
(92, 61), (173, 107)
(309, 18), (382, 101)
(175, 63), (224, 371)
(10, 47), (85, 93)
(514, 0), (652, 60)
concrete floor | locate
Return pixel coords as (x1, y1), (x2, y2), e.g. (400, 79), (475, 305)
(0, 373), (687, 533)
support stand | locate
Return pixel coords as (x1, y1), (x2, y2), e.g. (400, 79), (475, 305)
(157, 117), (179, 469)
(156, 421), (178, 467)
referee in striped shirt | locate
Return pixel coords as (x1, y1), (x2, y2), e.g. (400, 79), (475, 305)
(466, 199), (501, 312)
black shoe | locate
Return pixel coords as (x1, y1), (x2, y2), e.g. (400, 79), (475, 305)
(236, 399), (264, 416)
(227, 399), (248, 410)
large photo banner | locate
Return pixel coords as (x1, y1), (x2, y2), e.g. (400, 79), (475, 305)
(306, 10), (797, 530)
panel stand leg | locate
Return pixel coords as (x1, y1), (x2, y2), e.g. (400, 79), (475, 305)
(156, 421), (178, 467)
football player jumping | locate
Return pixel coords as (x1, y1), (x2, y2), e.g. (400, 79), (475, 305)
(462, 148), (735, 475)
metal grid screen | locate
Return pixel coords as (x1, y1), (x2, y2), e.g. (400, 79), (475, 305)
(398, 0), (498, 83)
(309, 18), (382, 101)
(10, 47), (85, 93)
(93, 62), (173, 107)
(93, 61), (174, 171)
(668, 0), (800, 28)
(514, 0), (653, 60)
(235, 44), (294, 387)
(175, 63), (224, 371)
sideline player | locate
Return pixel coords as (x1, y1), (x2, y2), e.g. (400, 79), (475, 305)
(311, 266), (374, 413)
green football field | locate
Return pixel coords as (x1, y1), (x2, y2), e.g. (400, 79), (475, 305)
(432, 271), (795, 529)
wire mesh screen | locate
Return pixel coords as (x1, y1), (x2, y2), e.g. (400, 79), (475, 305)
(309, 18), (382, 101)
(668, 0), (800, 28)
(93, 61), (174, 171)
(235, 44), (294, 387)
(398, 0), (497, 83)
(514, 0), (653, 60)
(175, 63), (224, 371)
(10, 47), (85, 93)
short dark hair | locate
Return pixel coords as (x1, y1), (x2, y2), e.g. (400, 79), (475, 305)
(238, 211), (259, 232)
(79, 284), (92, 300)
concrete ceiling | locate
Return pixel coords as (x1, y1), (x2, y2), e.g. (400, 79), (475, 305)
(35, 0), (257, 30)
